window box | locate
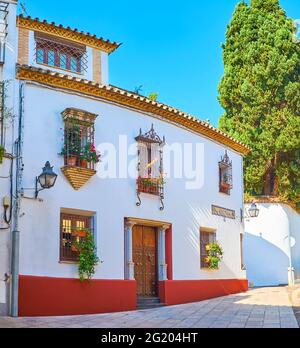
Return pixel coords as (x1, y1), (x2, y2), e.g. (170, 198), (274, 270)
(137, 177), (163, 196)
(220, 181), (231, 193)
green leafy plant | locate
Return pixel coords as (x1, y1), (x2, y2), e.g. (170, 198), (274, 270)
(80, 143), (101, 163)
(148, 92), (158, 102)
(0, 146), (5, 164)
(205, 241), (223, 270)
(60, 123), (81, 157)
(143, 177), (164, 186)
(73, 231), (99, 282)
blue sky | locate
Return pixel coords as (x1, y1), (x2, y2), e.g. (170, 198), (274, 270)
(20, 0), (299, 126)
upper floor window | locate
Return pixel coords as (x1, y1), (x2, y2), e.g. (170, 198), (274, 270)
(61, 108), (100, 170)
(135, 124), (165, 210)
(136, 124), (165, 196)
(35, 33), (88, 74)
(219, 151), (233, 195)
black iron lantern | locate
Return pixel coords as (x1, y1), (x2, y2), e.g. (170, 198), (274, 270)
(35, 161), (57, 198)
(248, 202), (259, 218)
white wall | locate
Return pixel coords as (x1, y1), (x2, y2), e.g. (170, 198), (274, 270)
(244, 203), (300, 287)
(17, 83), (246, 282)
(0, 0), (18, 316)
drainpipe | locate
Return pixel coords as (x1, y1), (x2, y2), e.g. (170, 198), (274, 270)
(10, 81), (24, 317)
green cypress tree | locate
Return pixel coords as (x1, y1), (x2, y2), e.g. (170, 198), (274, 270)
(219, 0), (300, 207)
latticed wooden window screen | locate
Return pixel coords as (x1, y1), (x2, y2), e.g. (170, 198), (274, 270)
(60, 213), (93, 262)
(200, 230), (216, 268)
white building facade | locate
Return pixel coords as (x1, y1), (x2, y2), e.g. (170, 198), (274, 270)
(244, 201), (300, 287)
(0, 2), (249, 316)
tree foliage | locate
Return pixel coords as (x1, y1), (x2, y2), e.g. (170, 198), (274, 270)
(218, 0), (300, 206)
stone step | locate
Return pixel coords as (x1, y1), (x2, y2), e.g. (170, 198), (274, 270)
(137, 297), (165, 310)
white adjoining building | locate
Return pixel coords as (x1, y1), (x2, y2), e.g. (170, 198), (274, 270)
(244, 199), (300, 287)
(0, 1), (250, 316)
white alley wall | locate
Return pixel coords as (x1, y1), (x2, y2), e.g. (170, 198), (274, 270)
(17, 83), (246, 282)
(244, 203), (300, 287)
(0, 0), (18, 316)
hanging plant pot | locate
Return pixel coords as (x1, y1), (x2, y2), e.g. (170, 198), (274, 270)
(67, 156), (77, 166)
(220, 182), (231, 191)
(72, 230), (87, 238)
(80, 159), (88, 168)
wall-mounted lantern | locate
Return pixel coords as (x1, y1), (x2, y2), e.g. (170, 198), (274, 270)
(35, 161), (57, 198)
(247, 202), (260, 218)
(241, 201), (260, 222)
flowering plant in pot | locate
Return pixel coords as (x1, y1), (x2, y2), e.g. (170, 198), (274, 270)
(138, 175), (165, 194)
(61, 125), (81, 166)
(80, 143), (101, 168)
(72, 231), (99, 281)
(205, 241), (223, 270)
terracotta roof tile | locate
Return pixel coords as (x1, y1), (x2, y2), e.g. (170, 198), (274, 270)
(16, 64), (251, 155)
(17, 15), (121, 53)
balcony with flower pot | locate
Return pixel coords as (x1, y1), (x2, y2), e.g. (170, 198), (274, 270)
(60, 108), (100, 190)
(137, 176), (165, 196)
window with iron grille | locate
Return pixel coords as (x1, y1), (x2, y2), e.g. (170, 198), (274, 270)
(219, 151), (233, 195)
(61, 109), (99, 170)
(35, 33), (88, 74)
(200, 229), (216, 268)
(60, 212), (94, 262)
(63, 119), (95, 169)
(135, 124), (165, 197)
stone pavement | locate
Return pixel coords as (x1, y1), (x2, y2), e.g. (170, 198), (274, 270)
(0, 287), (298, 328)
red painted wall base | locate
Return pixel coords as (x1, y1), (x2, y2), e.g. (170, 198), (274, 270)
(19, 275), (136, 317)
(19, 276), (248, 316)
(159, 279), (248, 305)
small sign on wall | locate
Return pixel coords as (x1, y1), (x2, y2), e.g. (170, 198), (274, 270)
(212, 205), (235, 220)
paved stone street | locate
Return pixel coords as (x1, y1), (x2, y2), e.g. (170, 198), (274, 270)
(0, 287), (298, 328)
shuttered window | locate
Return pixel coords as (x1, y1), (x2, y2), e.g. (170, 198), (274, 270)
(200, 229), (216, 268)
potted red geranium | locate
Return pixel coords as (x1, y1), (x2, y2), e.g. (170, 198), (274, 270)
(80, 143), (101, 168)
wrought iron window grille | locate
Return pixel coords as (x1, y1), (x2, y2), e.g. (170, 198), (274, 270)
(63, 119), (96, 170)
(135, 124), (165, 210)
(218, 150), (233, 195)
(35, 36), (88, 74)
(60, 213), (94, 262)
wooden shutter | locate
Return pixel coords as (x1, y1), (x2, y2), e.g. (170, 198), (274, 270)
(138, 142), (148, 178)
(152, 143), (161, 178)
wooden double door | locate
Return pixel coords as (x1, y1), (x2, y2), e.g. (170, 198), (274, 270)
(132, 225), (157, 297)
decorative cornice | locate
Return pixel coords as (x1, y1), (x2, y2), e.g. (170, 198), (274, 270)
(16, 64), (251, 155)
(61, 108), (98, 124)
(61, 166), (97, 190)
(17, 15), (120, 54)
